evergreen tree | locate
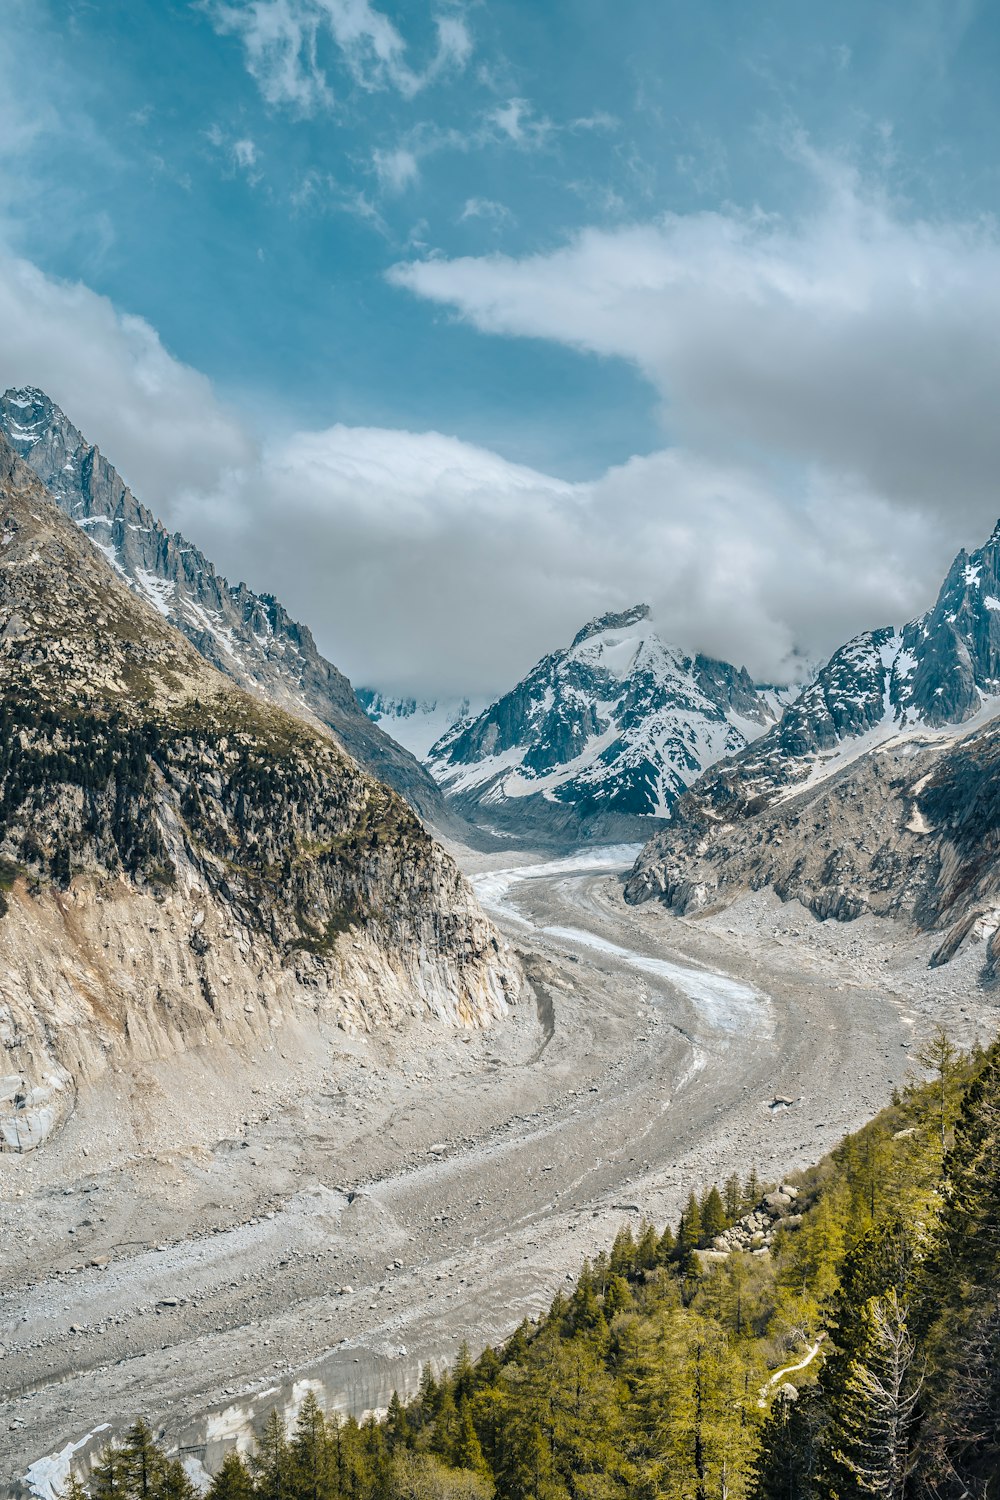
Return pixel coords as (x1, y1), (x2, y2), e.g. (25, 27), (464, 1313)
(205, 1452), (256, 1500)
(385, 1391), (411, 1452)
(90, 1442), (130, 1500)
(252, 1408), (292, 1500)
(916, 1025), (963, 1154)
(452, 1399), (489, 1476)
(677, 1192), (704, 1265)
(290, 1391), (336, 1500)
(701, 1187), (727, 1242)
(58, 1478), (90, 1500)
(121, 1419), (171, 1499)
(453, 1343), (476, 1404)
(826, 1290), (921, 1500)
(157, 1461), (199, 1500)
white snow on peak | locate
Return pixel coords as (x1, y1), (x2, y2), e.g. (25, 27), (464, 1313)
(964, 562), (982, 587)
(135, 567), (177, 618)
(426, 612), (782, 821)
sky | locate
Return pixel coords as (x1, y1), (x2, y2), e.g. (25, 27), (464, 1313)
(3, 0), (1000, 698)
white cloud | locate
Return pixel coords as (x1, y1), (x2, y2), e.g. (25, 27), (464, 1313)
(460, 196), (513, 225)
(373, 145), (419, 194)
(177, 422), (954, 699)
(0, 179), (993, 704)
(211, 0), (472, 113)
(389, 160), (1000, 525)
(0, 252), (253, 508)
(232, 136), (259, 170)
(487, 97), (551, 149)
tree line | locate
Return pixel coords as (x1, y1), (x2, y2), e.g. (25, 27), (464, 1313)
(60, 1030), (1000, 1499)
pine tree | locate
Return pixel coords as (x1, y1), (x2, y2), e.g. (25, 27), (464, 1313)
(826, 1290), (921, 1500)
(431, 1387), (460, 1460)
(701, 1187), (727, 1242)
(205, 1451), (256, 1500)
(157, 1460), (199, 1499)
(290, 1390), (336, 1500)
(252, 1408), (292, 1500)
(916, 1025), (963, 1154)
(121, 1418), (171, 1499)
(58, 1478), (90, 1500)
(385, 1391), (410, 1452)
(569, 1260), (604, 1332)
(90, 1441), (130, 1500)
(724, 1173), (742, 1225)
(610, 1224), (637, 1278)
(678, 1191), (704, 1265)
(453, 1343), (476, 1403)
(452, 1398), (489, 1476)
(636, 1222), (660, 1271)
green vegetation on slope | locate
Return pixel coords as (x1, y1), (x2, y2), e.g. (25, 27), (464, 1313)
(62, 1032), (1000, 1500)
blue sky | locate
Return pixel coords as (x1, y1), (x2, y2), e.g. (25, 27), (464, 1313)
(3, 0), (1000, 695)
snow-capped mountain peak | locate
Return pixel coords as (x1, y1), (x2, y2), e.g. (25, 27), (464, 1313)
(424, 605), (788, 841)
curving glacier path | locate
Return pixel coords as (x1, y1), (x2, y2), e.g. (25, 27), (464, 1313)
(5, 845), (920, 1496)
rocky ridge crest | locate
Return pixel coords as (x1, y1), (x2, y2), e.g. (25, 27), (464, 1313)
(0, 387), (453, 830)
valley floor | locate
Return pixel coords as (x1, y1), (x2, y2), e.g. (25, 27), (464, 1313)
(2, 850), (997, 1494)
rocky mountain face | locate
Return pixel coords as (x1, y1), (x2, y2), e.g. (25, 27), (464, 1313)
(0, 435), (518, 1153)
(426, 604), (788, 843)
(0, 387), (454, 831)
(626, 520), (1000, 971)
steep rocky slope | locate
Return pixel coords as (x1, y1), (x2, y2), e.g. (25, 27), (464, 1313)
(0, 436), (518, 1153)
(626, 520), (1000, 969)
(427, 605), (788, 843)
(0, 387), (454, 830)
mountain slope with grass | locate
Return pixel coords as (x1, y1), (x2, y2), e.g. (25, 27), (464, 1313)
(0, 433), (518, 1155)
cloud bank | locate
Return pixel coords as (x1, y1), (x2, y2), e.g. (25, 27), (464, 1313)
(0, 165), (996, 700)
(390, 161), (1000, 523)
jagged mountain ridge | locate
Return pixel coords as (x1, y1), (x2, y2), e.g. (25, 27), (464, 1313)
(426, 604), (790, 843)
(0, 387), (454, 830)
(626, 519), (1000, 970)
(0, 433), (518, 1152)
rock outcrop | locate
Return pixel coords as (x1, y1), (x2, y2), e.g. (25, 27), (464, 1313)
(0, 435), (519, 1151)
(626, 520), (1000, 970)
(0, 387), (456, 831)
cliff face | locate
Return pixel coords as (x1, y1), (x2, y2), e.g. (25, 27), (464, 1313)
(624, 710), (1000, 977)
(0, 438), (519, 1152)
(0, 387), (457, 831)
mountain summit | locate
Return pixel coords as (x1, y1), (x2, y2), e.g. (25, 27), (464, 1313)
(425, 605), (790, 842)
(626, 517), (1000, 970)
(0, 387), (453, 830)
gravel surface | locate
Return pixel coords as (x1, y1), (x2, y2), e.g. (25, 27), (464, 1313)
(3, 847), (996, 1493)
